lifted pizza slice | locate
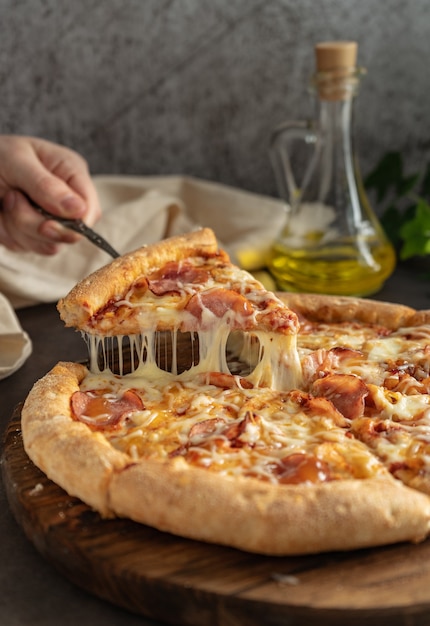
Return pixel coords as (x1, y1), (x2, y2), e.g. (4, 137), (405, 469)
(58, 228), (301, 390)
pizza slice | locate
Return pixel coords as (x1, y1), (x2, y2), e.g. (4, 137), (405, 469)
(57, 228), (302, 390)
(350, 324), (430, 496)
(287, 307), (430, 497)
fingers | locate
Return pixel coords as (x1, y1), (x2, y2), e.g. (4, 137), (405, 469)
(0, 135), (102, 255)
(0, 135), (101, 225)
(0, 190), (81, 255)
(64, 169), (102, 227)
(28, 137), (102, 225)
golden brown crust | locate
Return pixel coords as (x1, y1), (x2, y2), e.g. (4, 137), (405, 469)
(408, 310), (430, 326)
(278, 292), (417, 330)
(21, 361), (430, 555)
(57, 228), (219, 330)
(21, 362), (130, 516)
(109, 461), (430, 555)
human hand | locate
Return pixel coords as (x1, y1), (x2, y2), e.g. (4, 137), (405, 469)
(0, 135), (101, 255)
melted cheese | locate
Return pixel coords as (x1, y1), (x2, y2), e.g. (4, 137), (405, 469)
(77, 260), (430, 490)
(367, 384), (430, 421)
(84, 321), (302, 392)
(79, 371), (386, 483)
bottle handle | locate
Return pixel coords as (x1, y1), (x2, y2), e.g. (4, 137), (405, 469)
(269, 120), (319, 207)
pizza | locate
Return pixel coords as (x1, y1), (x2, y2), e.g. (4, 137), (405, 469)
(21, 228), (430, 556)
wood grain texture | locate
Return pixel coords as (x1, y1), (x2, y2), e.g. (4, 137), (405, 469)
(3, 406), (430, 626)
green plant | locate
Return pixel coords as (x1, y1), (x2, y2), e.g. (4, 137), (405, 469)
(364, 152), (430, 260)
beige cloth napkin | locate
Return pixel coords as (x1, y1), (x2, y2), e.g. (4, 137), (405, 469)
(0, 175), (286, 309)
(0, 292), (32, 379)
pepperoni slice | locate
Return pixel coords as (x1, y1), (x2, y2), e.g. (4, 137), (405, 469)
(311, 374), (368, 420)
(289, 389), (348, 426)
(303, 347), (364, 382)
(71, 389), (143, 430)
(222, 413), (255, 446)
(185, 288), (253, 328)
(189, 417), (225, 440)
(274, 453), (331, 484)
(148, 260), (210, 295)
(198, 372), (254, 389)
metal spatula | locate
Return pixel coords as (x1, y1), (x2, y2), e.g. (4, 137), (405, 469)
(35, 205), (120, 259)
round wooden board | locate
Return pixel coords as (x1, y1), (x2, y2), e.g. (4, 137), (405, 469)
(3, 408), (430, 626)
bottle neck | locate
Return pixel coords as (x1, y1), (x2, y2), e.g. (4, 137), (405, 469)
(311, 66), (360, 156)
(309, 67), (363, 190)
(311, 66), (363, 101)
(318, 96), (354, 141)
(316, 96), (356, 177)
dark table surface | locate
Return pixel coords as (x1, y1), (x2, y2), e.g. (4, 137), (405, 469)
(1, 262), (429, 626)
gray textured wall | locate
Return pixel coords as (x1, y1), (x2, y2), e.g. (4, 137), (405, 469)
(1, 0), (429, 201)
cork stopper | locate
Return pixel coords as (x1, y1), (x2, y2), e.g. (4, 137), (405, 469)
(315, 41), (357, 72)
(314, 41), (358, 100)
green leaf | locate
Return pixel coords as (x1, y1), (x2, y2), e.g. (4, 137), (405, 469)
(365, 152), (430, 259)
(399, 198), (430, 259)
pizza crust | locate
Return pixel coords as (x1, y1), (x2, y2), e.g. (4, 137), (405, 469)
(109, 455), (430, 556)
(57, 228), (219, 330)
(278, 293), (416, 330)
(21, 361), (430, 555)
(408, 310), (430, 326)
(21, 362), (130, 516)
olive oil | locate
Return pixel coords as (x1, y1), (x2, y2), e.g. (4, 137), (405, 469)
(268, 239), (396, 296)
(268, 41), (396, 296)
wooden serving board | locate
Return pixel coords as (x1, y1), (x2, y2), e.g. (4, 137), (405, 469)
(3, 408), (430, 626)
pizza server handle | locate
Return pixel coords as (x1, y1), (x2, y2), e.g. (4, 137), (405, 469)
(34, 204), (120, 259)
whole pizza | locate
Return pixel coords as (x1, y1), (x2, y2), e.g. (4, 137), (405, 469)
(21, 228), (430, 555)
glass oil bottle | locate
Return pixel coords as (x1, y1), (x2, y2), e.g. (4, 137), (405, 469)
(267, 41), (395, 296)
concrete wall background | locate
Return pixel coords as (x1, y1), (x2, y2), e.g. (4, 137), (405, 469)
(1, 0), (429, 202)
